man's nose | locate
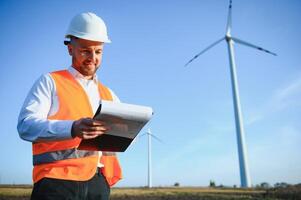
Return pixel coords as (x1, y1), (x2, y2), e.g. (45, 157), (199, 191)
(86, 51), (97, 61)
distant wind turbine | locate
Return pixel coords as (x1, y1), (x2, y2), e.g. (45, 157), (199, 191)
(140, 128), (163, 188)
(185, 0), (277, 188)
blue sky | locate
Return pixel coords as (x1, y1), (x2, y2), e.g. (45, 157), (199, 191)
(0, 0), (300, 187)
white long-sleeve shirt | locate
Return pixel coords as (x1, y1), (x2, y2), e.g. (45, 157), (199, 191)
(17, 67), (120, 142)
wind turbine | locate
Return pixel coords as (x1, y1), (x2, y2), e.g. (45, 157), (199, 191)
(185, 0), (277, 188)
(140, 128), (163, 188)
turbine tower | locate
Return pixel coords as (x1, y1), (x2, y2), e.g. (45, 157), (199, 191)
(140, 128), (163, 188)
(147, 128), (152, 188)
(185, 0), (277, 188)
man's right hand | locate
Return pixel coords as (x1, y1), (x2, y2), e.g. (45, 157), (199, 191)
(71, 117), (109, 139)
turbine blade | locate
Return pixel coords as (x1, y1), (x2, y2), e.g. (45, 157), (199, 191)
(232, 37), (277, 56)
(150, 134), (164, 143)
(184, 37), (225, 67)
(226, 0), (233, 35)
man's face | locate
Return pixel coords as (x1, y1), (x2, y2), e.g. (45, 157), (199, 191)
(68, 38), (104, 79)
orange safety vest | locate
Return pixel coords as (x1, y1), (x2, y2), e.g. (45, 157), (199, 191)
(32, 70), (122, 186)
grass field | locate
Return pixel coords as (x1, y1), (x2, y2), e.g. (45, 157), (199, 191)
(0, 185), (300, 200)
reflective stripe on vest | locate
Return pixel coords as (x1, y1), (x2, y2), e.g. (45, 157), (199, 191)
(33, 148), (98, 165)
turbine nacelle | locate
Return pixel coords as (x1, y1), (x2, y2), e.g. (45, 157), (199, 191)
(225, 35), (232, 42)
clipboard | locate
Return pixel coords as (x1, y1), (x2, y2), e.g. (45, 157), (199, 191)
(78, 101), (153, 152)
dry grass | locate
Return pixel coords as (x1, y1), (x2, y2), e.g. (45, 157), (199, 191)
(0, 186), (268, 200)
(0, 186), (32, 197)
(1, 185), (300, 200)
(110, 187), (270, 200)
(111, 187), (266, 196)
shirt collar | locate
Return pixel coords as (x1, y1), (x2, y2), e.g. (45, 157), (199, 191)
(68, 66), (98, 85)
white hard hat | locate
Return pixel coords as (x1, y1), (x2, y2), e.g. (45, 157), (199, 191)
(65, 12), (111, 43)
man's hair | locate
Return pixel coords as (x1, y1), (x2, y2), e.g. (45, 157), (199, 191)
(64, 36), (78, 45)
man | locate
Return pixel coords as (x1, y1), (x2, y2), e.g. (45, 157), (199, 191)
(17, 12), (122, 200)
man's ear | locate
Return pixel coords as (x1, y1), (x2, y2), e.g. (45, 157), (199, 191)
(67, 44), (73, 56)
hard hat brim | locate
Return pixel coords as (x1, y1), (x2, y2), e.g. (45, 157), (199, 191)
(65, 33), (111, 43)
